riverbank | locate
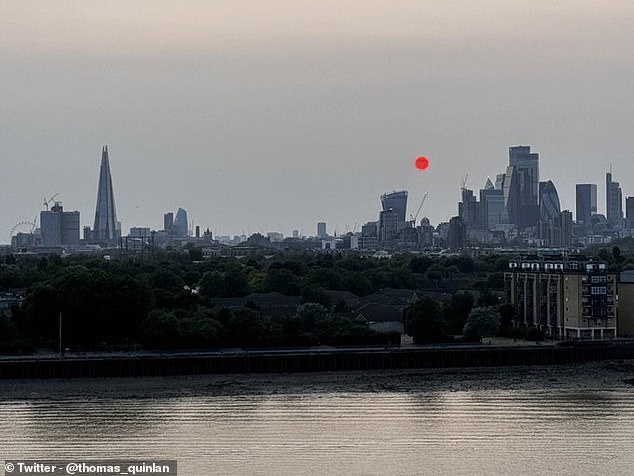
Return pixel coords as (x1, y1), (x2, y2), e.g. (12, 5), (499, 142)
(1, 359), (633, 400)
(1, 341), (634, 379)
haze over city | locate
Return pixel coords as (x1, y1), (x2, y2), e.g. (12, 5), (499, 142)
(3, 1), (634, 240)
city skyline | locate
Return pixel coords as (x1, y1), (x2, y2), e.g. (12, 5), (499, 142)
(3, 2), (634, 240)
(3, 142), (634, 244)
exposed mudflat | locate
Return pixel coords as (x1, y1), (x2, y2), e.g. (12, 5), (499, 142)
(1, 359), (633, 400)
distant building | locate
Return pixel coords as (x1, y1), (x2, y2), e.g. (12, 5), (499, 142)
(575, 183), (597, 225)
(173, 208), (188, 237)
(164, 213), (174, 233)
(458, 188), (481, 229)
(560, 210), (573, 246)
(509, 146), (540, 230)
(480, 181), (506, 230)
(447, 216), (466, 249)
(379, 209), (399, 244)
(129, 227), (151, 238)
(40, 203), (80, 246)
(606, 171), (623, 229)
(505, 256), (616, 340)
(317, 222), (327, 238)
(267, 232), (284, 242)
(538, 180), (561, 246)
(380, 190), (408, 228)
(626, 197), (634, 229)
(418, 217), (434, 248)
(92, 145), (120, 242)
(502, 165), (521, 227)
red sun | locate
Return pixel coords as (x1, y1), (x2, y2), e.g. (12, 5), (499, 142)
(415, 156), (430, 170)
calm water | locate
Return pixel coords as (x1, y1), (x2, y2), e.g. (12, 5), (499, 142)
(1, 365), (634, 475)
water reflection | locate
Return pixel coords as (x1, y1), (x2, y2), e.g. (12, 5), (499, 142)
(1, 369), (634, 475)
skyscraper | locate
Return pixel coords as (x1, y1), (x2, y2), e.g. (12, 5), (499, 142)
(173, 207), (189, 237)
(538, 180), (562, 245)
(380, 190), (408, 227)
(626, 197), (634, 229)
(317, 222), (327, 238)
(93, 145), (120, 241)
(164, 213), (174, 233)
(502, 165), (520, 226)
(575, 184), (597, 225)
(606, 171), (623, 229)
(509, 146), (539, 229)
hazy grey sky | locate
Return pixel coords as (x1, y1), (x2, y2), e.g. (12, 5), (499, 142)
(3, 1), (634, 240)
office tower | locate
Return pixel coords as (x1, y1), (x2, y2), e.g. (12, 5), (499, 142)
(447, 216), (466, 249)
(459, 188), (481, 229)
(317, 222), (327, 238)
(173, 208), (188, 237)
(509, 146), (540, 229)
(380, 190), (408, 227)
(480, 177), (506, 229)
(379, 209), (399, 243)
(575, 184), (597, 225)
(538, 181), (562, 245)
(93, 145), (120, 241)
(509, 146), (539, 205)
(502, 166), (520, 226)
(606, 171), (623, 229)
(164, 213), (174, 233)
(560, 210), (573, 246)
(40, 202), (80, 246)
(539, 181), (561, 222)
(625, 196), (634, 229)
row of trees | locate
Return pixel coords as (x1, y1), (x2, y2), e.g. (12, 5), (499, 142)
(0, 251), (514, 352)
(403, 295), (544, 344)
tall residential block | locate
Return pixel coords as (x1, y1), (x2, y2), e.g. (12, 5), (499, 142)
(505, 256), (616, 340)
(93, 145), (120, 241)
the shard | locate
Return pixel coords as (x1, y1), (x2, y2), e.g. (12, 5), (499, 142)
(93, 145), (120, 241)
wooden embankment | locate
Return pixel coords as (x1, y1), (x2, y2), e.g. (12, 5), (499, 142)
(1, 342), (633, 379)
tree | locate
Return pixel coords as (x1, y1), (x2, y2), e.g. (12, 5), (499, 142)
(403, 296), (448, 343)
(613, 246), (623, 264)
(224, 268), (249, 297)
(497, 303), (516, 337)
(295, 303), (329, 332)
(142, 309), (179, 349)
(444, 292), (474, 335)
(463, 306), (500, 341)
(225, 308), (265, 347)
(199, 271), (226, 299)
(301, 285), (331, 309)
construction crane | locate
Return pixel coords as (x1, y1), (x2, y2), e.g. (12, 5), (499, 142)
(43, 193), (60, 210)
(409, 191), (429, 225)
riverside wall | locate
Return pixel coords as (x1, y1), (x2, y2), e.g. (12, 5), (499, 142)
(2, 342), (634, 379)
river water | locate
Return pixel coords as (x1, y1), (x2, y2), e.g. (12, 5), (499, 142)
(2, 362), (634, 475)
